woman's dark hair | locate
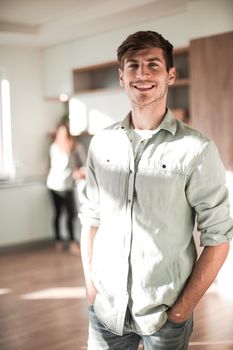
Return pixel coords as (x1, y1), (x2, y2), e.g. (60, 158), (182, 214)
(117, 31), (174, 72)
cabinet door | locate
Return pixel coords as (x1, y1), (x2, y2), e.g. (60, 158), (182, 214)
(190, 31), (233, 170)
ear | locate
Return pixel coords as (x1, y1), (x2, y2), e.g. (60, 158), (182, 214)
(168, 67), (176, 86)
(119, 68), (124, 87)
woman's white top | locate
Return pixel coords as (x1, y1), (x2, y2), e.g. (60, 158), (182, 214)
(47, 143), (77, 191)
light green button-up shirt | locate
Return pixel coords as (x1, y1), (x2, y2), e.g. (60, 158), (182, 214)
(81, 109), (233, 336)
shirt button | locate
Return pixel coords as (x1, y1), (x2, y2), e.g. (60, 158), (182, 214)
(129, 170), (132, 174)
(128, 199), (131, 203)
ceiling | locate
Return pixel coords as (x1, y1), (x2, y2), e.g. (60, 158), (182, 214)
(0, 0), (190, 49)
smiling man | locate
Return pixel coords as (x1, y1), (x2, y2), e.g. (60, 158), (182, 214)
(80, 31), (233, 350)
(119, 47), (174, 113)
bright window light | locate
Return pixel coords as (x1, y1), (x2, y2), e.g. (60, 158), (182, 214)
(89, 109), (114, 135)
(20, 286), (86, 300)
(189, 341), (233, 346)
(69, 97), (88, 135)
(0, 76), (13, 178)
(214, 170), (233, 301)
(0, 288), (11, 295)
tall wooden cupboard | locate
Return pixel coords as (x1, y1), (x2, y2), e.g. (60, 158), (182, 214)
(190, 31), (233, 171)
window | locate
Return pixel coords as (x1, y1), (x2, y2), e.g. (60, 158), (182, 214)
(0, 68), (13, 179)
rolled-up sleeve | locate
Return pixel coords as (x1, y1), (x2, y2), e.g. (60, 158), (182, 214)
(79, 138), (100, 227)
(186, 140), (233, 246)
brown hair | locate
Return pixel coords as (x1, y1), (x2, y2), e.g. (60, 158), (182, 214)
(117, 31), (174, 72)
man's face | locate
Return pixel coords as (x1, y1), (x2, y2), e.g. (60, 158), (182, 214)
(119, 47), (175, 107)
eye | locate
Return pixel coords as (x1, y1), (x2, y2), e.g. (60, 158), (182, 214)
(149, 62), (159, 69)
(127, 63), (138, 69)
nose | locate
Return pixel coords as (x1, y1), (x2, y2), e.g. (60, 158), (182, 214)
(136, 64), (150, 79)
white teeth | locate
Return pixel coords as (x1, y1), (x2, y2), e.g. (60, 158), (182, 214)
(133, 84), (154, 89)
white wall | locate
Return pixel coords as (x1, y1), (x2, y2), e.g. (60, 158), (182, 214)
(0, 182), (52, 246)
(42, 0), (233, 97)
(0, 181), (83, 247)
(0, 46), (63, 247)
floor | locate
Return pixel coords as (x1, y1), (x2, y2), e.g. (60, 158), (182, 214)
(0, 246), (232, 350)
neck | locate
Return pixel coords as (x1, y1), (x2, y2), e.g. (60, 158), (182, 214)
(131, 102), (167, 130)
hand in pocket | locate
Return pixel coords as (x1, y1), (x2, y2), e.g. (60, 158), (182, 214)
(86, 281), (98, 305)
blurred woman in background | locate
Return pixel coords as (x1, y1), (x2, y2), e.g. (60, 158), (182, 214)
(47, 122), (86, 255)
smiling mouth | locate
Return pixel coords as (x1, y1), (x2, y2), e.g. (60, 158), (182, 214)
(132, 83), (155, 91)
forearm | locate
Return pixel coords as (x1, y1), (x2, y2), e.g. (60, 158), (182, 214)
(168, 242), (230, 322)
(80, 224), (99, 304)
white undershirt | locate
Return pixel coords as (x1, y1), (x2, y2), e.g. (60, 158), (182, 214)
(129, 128), (155, 154)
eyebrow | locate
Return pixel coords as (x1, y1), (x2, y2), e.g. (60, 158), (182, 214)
(126, 57), (163, 63)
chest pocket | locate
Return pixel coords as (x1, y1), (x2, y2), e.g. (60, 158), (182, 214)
(138, 159), (185, 174)
(136, 160), (187, 211)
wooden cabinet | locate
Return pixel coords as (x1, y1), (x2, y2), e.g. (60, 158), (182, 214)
(168, 47), (190, 123)
(73, 61), (119, 93)
(190, 31), (233, 170)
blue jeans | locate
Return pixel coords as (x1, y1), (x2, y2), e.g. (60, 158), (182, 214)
(88, 306), (193, 350)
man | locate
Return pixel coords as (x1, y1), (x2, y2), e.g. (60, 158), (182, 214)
(80, 31), (233, 349)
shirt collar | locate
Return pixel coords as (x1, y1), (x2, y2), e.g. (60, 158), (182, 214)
(115, 108), (177, 135)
